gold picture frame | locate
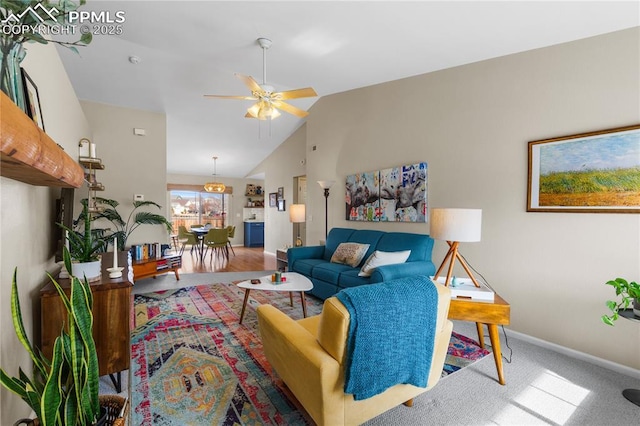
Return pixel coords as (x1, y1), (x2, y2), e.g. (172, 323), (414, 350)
(527, 124), (640, 213)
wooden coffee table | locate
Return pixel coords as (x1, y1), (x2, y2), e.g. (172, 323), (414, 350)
(237, 272), (313, 324)
(448, 293), (511, 385)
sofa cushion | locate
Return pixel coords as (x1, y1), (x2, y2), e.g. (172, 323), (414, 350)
(338, 269), (373, 289)
(313, 262), (354, 284)
(347, 230), (385, 262)
(324, 228), (356, 261)
(330, 243), (370, 267)
(292, 258), (326, 277)
(376, 232), (433, 262)
(358, 250), (412, 277)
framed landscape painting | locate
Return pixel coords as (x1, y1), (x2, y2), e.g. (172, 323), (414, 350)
(527, 124), (640, 213)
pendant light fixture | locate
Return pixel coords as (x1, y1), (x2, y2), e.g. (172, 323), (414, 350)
(204, 156), (226, 193)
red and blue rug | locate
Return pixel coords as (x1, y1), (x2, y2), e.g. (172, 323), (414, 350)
(131, 283), (489, 425)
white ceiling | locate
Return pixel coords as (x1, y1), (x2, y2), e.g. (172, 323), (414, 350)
(57, 1), (639, 179)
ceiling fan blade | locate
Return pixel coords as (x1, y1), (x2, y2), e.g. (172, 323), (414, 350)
(272, 100), (309, 118)
(274, 87), (317, 100)
(236, 74), (263, 94)
(204, 94), (256, 100)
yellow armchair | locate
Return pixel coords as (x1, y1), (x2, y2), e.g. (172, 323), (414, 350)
(257, 282), (452, 426)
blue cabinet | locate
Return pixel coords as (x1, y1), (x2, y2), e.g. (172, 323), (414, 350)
(244, 221), (264, 247)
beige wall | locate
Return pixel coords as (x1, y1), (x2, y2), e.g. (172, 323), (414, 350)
(80, 101), (169, 247)
(248, 124), (307, 252)
(257, 28), (640, 369)
(1, 43), (92, 424)
(166, 173), (264, 246)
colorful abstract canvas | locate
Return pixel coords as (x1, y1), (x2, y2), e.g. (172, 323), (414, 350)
(345, 171), (379, 221)
(347, 162), (427, 222)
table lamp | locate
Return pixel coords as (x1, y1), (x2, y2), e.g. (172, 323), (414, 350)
(430, 208), (482, 287)
(317, 180), (335, 238)
(289, 204), (306, 246)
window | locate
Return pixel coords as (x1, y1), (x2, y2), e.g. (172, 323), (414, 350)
(169, 190), (229, 231)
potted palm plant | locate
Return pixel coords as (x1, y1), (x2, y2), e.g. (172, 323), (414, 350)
(601, 277), (640, 325)
(91, 197), (173, 250)
(0, 248), (105, 425)
(59, 199), (106, 282)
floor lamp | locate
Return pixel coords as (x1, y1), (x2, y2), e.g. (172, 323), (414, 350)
(317, 180), (335, 238)
(289, 204), (306, 246)
(430, 208), (482, 287)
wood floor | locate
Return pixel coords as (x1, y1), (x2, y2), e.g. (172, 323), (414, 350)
(177, 245), (276, 273)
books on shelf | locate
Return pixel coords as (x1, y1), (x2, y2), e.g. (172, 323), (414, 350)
(430, 276), (495, 302)
(129, 243), (178, 262)
(130, 243), (162, 261)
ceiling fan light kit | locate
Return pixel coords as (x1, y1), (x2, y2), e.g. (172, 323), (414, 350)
(205, 37), (317, 121)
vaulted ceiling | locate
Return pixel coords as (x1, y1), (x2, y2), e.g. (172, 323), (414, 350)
(58, 1), (639, 178)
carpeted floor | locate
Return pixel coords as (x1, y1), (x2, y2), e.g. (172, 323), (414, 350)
(127, 282), (490, 425)
(97, 273), (640, 425)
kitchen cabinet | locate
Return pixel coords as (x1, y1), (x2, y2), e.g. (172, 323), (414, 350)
(244, 221), (264, 247)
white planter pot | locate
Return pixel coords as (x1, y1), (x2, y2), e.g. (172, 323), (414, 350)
(70, 258), (101, 282)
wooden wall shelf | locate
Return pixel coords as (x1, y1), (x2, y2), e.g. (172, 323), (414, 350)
(0, 92), (84, 188)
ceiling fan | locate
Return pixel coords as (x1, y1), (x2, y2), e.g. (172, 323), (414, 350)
(204, 38), (317, 120)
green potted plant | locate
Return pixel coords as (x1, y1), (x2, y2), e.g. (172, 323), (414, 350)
(0, 248), (104, 425)
(1, 1), (92, 108)
(59, 199), (106, 282)
(92, 197), (173, 250)
(601, 277), (640, 325)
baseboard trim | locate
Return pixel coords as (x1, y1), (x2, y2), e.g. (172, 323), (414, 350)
(508, 329), (640, 380)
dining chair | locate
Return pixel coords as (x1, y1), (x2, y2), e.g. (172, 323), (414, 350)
(226, 225), (236, 256)
(203, 228), (229, 261)
(178, 225), (199, 255)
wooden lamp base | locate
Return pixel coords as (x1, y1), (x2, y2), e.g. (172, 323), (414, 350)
(434, 240), (481, 287)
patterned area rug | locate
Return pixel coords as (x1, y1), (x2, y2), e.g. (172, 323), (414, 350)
(131, 283), (489, 425)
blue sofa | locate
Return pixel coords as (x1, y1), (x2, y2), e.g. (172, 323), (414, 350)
(287, 227), (436, 300)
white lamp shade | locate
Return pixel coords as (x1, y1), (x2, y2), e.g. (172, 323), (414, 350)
(317, 180), (335, 190)
(430, 208), (482, 242)
(289, 204), (306, 223)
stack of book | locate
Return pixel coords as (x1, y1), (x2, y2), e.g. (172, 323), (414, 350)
(430, 276), (495, 302)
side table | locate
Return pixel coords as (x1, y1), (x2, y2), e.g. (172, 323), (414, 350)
(448, 293), (511, 385)
(276, 248), (288, 271)
(41, 252), (131, 392)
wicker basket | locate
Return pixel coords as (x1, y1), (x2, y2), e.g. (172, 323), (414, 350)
(99, 395), (128, 426)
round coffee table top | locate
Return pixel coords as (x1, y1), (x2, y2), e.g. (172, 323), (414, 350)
(237, 272), (313, 292)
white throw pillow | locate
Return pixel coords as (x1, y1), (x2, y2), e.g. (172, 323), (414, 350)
(358, 250), (411, 277)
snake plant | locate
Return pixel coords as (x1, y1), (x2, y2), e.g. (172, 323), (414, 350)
(0, 248), (101, 425)
(59, 199), (106, 263)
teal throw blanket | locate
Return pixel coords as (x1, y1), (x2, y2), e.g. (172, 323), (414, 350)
(336, 275), (438, 400)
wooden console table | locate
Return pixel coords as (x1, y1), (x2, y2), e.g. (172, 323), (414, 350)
(132, 254), (181, 282)
(448, 293), (511, 385)
(40, 252), (131, 392)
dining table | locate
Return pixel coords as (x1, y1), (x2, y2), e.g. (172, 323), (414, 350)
(189, 226), (210, 262)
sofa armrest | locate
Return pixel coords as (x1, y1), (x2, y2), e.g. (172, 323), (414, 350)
(287, 245), (326, 267)
(257, 305), (343, 421)
(369, 261), (435, 282)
